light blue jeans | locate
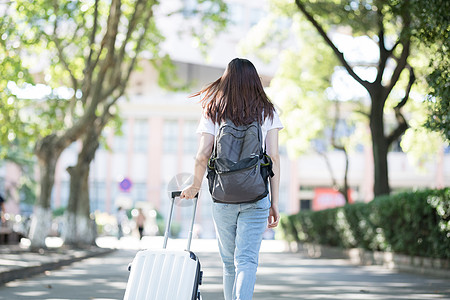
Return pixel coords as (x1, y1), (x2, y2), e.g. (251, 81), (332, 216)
(212, 196), (271, 300)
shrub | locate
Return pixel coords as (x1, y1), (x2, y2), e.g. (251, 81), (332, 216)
(280, 188), (450, 259)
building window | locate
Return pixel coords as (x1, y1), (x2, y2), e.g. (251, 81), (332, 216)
(59, 181), (69, 208)
(300, 199), (312, 210)
(90, 182), (106, 212)
(98, 132), (108, 150)
(132, 183), (147, 204)
(229, 3), (244, 27)
(114, 121), (128, 153)
(250, 8), (264, 27)
(163, 120), (178, 153)
(134, 119), (148, 153)
(390, 136), (404, 153)
(182, 0), (196, 17)
(183, 120), (198, 154)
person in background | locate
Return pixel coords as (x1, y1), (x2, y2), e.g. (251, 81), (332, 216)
(116, 207), (127, 240)
(0, 194), (6, 224)
(136, 208), (146, 240)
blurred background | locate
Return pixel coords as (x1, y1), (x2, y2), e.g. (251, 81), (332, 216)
(0, 0), (448, 248)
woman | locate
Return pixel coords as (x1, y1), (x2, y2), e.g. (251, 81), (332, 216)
(181, 58), (283, 300)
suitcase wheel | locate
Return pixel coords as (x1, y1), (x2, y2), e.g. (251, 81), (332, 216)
(197, 291), (201, 300)
(199, 270), (203, 285)
(128, 263), (132, 272)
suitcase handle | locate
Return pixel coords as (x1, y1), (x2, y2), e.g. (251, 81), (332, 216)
(170, 191), (198, 199)
(163, 191), (199, 251)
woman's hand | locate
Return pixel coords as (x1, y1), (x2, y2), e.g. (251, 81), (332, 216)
(180, 185), (200, 199)
(268, 205), (280, 228)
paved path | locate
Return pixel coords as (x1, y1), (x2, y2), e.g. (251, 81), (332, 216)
(0, 237), (449, 299)
(200, 251), (450, 300)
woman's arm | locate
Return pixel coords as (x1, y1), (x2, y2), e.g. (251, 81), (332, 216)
(180, 133), (215, 199)
(266, 128), (281, 228)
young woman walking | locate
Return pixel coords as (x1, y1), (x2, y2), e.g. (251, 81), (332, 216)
(181, 58), (283, 300)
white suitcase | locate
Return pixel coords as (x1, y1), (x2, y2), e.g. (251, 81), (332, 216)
(123, 191), (202, 300)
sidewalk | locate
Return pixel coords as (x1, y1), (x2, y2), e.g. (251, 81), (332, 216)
(199, 250), (450, 300)
(0, 238), (115, 285)
(1, 237), (449, 300)
(0, 236), (284, 287)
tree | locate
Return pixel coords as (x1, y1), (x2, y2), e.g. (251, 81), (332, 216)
(240, 10), (366, 202)
(65, 114), (110, 246)
(293, 0), (419, 197)
(243, 0), (446, 198)
(61, 1), (228, 247)
(1, 0), (228, 248)
(0, 8), (67, 214)
(15, 0), (165, 249)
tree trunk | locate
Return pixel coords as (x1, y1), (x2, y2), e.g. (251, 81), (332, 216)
(370, 92), (390, 197)
(340, 148), (350, 204)
(76, 165), (96, 246)
(63, 165), (83, 246)
(64, 123), (102, 247)
(29, 135), (64, 249)
(30, 117), (95, 248)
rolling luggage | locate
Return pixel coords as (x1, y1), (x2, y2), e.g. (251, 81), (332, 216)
(123, 191), (203, 300)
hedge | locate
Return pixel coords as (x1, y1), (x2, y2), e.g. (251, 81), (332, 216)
(279, 188), (450, 259)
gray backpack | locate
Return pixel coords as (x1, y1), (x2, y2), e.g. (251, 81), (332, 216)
(206, 119), (274, 203)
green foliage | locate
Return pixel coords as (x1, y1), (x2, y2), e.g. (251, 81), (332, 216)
(181, 0), (228, 55)
(52, 206), (66, 217)
(18, 175), (37, 205)
(401, 98), (448, 170)
(408, 0), (450, 142)
(240, 12), (339, 157)
(157, 219), (181, 238)
(371, 190), (450, 258)
(279, 214), (300, 243)
(281, 188), (450, 258)
(0, 0), (229, 161)
(0, 1), (70, 162)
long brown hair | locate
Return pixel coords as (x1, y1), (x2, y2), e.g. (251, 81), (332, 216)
(192, 58), (274, 126)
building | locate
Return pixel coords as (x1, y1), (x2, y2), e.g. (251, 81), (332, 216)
(1, 0), (449, 238)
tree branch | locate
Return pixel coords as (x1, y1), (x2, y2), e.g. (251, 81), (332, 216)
(53, 39), (79, 93)
(388, 39), (401, 55)
(355, 108), (370, 119)
(331, 100), (343, 151)
(294, 0), (371, 90)
(384, 14), (411, 98)
(51, 3), (78, 121)
(82, 0), (100, 103)
(317, 150), (338, 188)
(90, 0), (121, 106)
(116, 0), (146, 69)
(375, 9), (389, 85)
(102, 3), (154, 101)
(51, 5), (78, 92)
(396, 64), (415, 109)
(385, 40), (410, 98)
(330, 100), (350, 203)
(106, 0), (146, 93)
(386, 64), (414, 146)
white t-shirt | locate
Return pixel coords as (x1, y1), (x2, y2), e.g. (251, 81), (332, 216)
(196, 110), (284, 147)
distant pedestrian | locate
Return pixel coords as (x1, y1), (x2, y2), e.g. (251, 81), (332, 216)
(0, 194), (5, 224)
(116, 207), (127, 240)
(136, 208), (146, 240)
